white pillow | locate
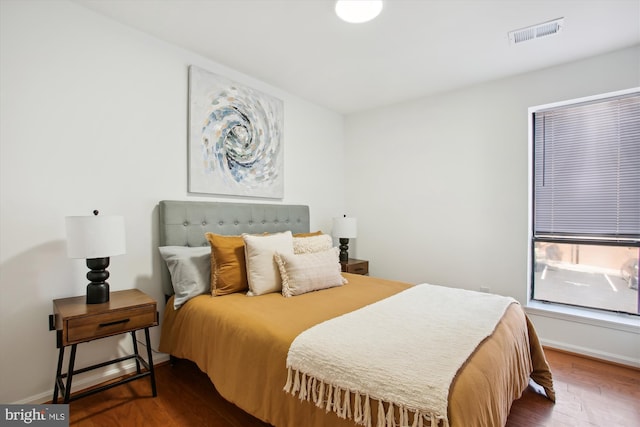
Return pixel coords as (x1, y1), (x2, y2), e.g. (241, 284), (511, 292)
(293, 234), (333, 254)
(243, 231), (293, 296)
(159, 246), (211, 309)
(274, 247), (347, 297)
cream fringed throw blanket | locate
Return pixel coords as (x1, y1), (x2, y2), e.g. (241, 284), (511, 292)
(284, 284), (516, 427)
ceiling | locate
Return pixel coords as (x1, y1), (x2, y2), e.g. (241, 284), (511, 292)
(74, 0), (640, 114)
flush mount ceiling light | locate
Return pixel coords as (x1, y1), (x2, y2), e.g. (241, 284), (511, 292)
(509, 17), (565, 45)
(335, 0), (383, 24)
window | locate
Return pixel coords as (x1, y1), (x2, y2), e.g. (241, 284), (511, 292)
(530, 89), (640, 316)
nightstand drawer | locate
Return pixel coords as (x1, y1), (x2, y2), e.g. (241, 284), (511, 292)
(341, 259), (369, 275)
(67, 306), (156, 344)
(346, 263), (368, 275)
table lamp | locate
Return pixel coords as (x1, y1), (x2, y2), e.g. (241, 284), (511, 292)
(66, 210), (126, 304)
(332, 215), (357, 263)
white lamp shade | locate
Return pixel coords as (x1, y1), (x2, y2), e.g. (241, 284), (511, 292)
(332, 217), (357, 239)
(65, 215), (126, 259)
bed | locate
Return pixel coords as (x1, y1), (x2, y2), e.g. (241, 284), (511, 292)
(157, 200), (554, 427)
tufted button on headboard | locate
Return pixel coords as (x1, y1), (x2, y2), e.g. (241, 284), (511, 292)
(158, 200), (310, 297)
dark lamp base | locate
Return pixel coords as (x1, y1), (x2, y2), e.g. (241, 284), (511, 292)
(86, 257), (111, 304)
(339, 238), (350, 263)
(87, 283), (110, 304)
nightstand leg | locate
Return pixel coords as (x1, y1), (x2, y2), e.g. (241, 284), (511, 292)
(131, 331), (141, 374)
(52, 346), (65, 404)
(64, 344), (77, 404)
(144, 327), (157, 397)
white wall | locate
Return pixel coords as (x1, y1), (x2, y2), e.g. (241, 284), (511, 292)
(344, 45), (640, 366)
(0, 0), (345, 404)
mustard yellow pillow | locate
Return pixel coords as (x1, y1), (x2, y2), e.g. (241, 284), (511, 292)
(205, 233), (248, 296)
(293, 230), (323, 237)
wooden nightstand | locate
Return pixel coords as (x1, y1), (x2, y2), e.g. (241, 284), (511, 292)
(340, 258), (369, 275)
(49, 289), (158, 403)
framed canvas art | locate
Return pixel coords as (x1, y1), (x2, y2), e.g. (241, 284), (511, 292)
(188, 65), (284, 198)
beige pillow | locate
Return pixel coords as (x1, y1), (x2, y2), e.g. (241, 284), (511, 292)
(205, 233), (248, 296)
(293, 234), (333, 254)
(275, 247), (347, 297)
(243, 231), (294, 296)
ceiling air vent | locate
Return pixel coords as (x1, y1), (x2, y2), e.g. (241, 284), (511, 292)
(509, 18), (564, 45)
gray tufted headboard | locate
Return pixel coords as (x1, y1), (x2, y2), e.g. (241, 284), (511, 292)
(158, 200), (310, 297)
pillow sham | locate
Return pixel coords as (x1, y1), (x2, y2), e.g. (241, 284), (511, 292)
(274, 247), (347, 297)
(243, 231), (293, 296)
(205, 233), (248, 296)
(293, 233), (332, 254)
(159, 246), (211, 309)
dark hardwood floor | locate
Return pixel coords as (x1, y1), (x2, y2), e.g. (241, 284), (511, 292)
(65, 348), (639, 427)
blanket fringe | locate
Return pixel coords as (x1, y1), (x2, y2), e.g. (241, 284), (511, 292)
(342, 387), (351, 419)
(284, 368), (449, 427)
(354, 392), (362, 423)
(363, 394), (371, 427)
(299, 372), (308, 400)
(375, 400), (383, 427)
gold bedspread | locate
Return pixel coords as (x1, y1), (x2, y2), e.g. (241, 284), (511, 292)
(159, 274), (554, 427)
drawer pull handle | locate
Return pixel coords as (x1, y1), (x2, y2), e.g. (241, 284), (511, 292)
(99, 318), (130, 327)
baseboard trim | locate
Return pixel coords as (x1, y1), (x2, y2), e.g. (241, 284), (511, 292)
(14, 353), (170, 405)
(540, 338), (640, 368)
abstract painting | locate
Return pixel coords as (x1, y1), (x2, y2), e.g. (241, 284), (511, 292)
(188, 65), (284, 198)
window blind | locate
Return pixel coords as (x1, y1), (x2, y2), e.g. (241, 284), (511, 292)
(533, 92), (640, 242)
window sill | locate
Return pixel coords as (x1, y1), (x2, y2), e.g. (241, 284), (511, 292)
(525, 300), (640, 334)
